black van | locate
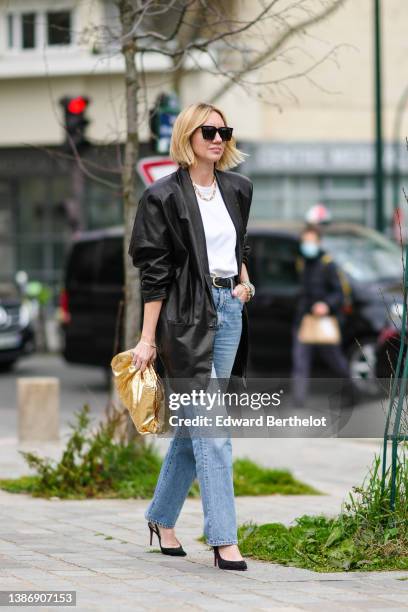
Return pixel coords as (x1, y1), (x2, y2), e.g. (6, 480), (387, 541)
(60, 222), (403, 394)
(60, 227), (126, 369)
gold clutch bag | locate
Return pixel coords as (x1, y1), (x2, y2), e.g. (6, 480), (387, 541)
(111, 350), (167, 435)
(298, 314), (341, 345)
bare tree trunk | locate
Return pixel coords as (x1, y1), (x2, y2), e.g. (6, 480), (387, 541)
(118, 0), (142, 442)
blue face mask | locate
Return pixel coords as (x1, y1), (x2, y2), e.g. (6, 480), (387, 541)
(300, 241), (319, 259)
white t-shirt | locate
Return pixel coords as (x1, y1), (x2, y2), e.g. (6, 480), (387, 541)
(195, 182), (238, 278)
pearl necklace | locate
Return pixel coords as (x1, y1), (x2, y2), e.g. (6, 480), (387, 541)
(193, 177), (217, 201)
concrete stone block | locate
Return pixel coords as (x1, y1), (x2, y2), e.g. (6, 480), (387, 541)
(17, 377), (59, 442)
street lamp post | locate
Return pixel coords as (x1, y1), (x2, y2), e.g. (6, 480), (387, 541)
(374, 0), (385, 232)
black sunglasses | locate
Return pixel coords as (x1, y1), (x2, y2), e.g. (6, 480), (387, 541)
(200, 125), (233, 141)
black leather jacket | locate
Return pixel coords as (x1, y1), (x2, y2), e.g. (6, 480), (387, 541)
(128, 165), (253, 392)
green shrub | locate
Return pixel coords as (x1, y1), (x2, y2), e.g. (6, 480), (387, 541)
(238, 450), (408, 572)
(0, 405), (318, 499)
(11, 405), (163, 499)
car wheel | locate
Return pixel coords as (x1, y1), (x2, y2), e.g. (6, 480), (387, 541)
(348, 338), (381, 397)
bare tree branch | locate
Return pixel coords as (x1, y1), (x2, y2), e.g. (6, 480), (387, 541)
(208, 0), (347, 103)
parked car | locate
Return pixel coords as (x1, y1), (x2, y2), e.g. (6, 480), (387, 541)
(0, 282), (35, 370)
(60, 222), (404, 394)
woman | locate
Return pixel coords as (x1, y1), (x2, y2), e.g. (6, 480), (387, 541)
(128, 102), (255, 570)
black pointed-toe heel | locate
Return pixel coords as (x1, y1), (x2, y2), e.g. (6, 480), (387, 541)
(213, 546), (247, 571)
(148, 521), (187, 556)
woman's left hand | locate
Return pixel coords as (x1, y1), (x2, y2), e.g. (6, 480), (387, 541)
(232, 283), (250, 303)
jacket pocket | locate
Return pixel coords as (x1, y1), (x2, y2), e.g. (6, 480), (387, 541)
(156, 319), (202, 376)
(161, 272), (204, 325)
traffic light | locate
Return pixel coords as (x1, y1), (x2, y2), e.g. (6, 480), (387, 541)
(149, 92), (180, 154)
(59, 96), (90, 152)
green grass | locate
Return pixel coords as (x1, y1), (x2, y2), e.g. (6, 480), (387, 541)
(237, 452), (408, 572)
(0, 442), (162, 499)
(0, 457), (318, 499)
(237, 516), (408, 572)
(0, 405), (319, 499)
(232, 458), (319, 496)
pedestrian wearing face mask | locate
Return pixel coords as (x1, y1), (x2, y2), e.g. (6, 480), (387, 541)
(291, 224), (355, 408)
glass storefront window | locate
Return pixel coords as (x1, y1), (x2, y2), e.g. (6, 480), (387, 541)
(85, 180), (123, 229)
(52, 242), (67, 273)
(16, 174), (71, 294)
(0, 147), (128, 301)
(251, 176), (284, 220)
(50, 176), (72, 233)
(251, 174), (376, 224)
(19, 178), (47, 232)
(16, 240), (44, 272)
(324, 176), (366, 189)
(0, 180), (15, 282)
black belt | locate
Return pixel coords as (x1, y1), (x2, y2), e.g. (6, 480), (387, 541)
(211, 275), (237, 289)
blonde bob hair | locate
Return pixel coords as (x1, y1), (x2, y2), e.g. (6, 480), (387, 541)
(170, 102), (247, 171)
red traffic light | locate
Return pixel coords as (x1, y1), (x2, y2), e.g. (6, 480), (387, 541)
(67, 96), (88, 114)
(59, 95), (91, 151)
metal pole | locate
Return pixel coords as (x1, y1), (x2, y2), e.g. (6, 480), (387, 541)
(374, 0), (385, 232)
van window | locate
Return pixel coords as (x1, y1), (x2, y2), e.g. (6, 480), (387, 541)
(66, 241), (100, 287)
(254, 236), (299, 291)
(322, 233), (402, 283)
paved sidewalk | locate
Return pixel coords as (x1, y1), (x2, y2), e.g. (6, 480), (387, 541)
(0, 436), (407, 611)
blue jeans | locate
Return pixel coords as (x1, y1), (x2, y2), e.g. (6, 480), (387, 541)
(145, 285), (244, 545)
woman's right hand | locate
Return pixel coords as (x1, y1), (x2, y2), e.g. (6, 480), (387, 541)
(131, 339), (157, 372)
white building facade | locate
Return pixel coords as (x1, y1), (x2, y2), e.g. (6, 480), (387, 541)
(1, 0), (408, 290)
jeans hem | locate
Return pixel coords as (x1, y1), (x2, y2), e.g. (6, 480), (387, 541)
(207, 540), (238, 546)
(145, 516), (175, 529)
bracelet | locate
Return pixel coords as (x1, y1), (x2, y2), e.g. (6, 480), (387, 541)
(236, 283), (250, 302)
(240, 282), (252, 301)
(241, 281), (254, 299)
(140, 338), (157, 348)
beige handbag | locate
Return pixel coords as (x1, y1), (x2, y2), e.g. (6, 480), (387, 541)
(297, 314), (341, 345)
(111, 350), (167, 435)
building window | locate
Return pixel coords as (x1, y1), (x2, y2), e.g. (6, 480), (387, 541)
(4, 9), (73, 51)
(47, 11), (71, 46)
(7, 14), (14, 48)
(22, 13), (36, 49)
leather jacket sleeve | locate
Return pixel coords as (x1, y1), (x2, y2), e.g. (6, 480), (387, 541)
(128, 189), (175, 303)
(241, 180), (253, 268)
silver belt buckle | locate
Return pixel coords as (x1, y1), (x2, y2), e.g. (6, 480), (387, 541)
(211, 275), (222, 288)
